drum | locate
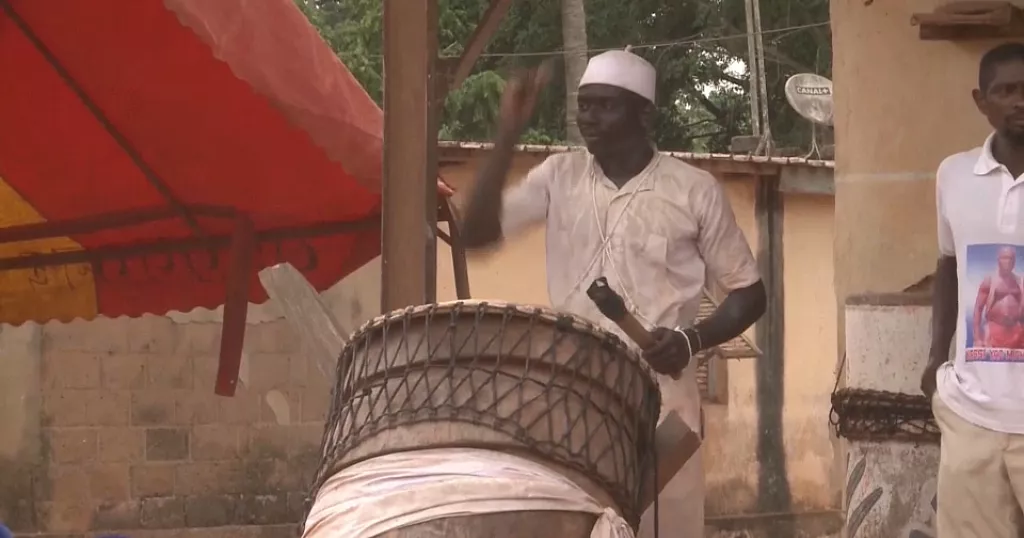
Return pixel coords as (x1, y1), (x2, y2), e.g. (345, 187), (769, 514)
(306, 300), (661, 534)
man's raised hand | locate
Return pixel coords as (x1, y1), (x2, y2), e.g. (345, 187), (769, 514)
(498, 61), (554, 138)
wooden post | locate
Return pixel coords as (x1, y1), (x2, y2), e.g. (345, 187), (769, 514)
(381, 0), (439, 312)
(215, 215), (255, 397)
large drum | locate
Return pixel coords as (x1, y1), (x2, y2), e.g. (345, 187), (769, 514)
(305, 300), (661, 536)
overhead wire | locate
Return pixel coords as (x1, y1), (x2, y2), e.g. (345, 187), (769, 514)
(340, 21), (830, 60)
(450, 20), (829, 59)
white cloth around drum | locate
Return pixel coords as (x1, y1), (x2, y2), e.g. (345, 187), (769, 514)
(301, 448), (634, 538)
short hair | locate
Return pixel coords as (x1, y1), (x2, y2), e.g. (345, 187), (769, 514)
(980, 43), (1024, 91)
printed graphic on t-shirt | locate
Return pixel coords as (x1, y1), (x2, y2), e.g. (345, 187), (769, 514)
(965, 243), (1024, 362)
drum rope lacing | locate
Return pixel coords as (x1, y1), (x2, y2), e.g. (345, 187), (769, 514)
(828, 352), (940, 444)
(306, 302), (662, 529)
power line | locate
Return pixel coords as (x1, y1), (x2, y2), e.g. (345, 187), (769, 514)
(441, 20), (830, 59)
(340, 20), (830, 61)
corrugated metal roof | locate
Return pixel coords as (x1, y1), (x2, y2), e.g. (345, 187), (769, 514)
(437, 140), (834, 169)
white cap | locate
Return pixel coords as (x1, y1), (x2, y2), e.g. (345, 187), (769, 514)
(578, 49), (656, 105)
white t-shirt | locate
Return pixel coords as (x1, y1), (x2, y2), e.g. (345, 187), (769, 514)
(936, 133), (1024, 434)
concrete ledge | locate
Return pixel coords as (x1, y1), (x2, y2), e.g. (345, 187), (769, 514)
(845, 292), (931, 307)
(706, 509), (842, 538)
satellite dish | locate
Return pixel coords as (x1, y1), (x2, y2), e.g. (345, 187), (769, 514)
(784, 73), (834, 127)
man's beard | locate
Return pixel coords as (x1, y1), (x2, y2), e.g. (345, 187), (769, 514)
(1002, 125), (1024, 146)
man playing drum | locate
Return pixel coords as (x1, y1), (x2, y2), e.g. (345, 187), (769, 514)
(461, 49), (767, 538)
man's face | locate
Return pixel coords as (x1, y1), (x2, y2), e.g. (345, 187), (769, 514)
(974, 60), (1024, 144)
(999, 247), (1017, 272)
(577, 84), (645, 154)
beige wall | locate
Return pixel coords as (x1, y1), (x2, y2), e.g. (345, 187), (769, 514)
(438, 155), (838, 516)
(831, 0), (996, 322)
(781, 193), (839, 512)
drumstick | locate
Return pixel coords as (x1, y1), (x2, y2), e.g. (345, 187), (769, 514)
(585, 277), (682, 380)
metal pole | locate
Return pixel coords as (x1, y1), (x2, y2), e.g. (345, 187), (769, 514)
(744, 0), (761, 137)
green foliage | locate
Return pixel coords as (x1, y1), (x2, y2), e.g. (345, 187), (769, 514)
(295, 0), (830, 152)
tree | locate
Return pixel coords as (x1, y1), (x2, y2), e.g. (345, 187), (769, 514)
(295, 0), (831, 153)
(560, 0), (588, 145)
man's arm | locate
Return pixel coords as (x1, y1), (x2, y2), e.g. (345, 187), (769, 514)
(462, 64), (553, 249)
(691, 179), (766, 351)
(693, 281), (767, 350)
(642, 179), (764, 373)
(461, 131), (519, 249)
(922, 162), (956, 397)
(932, 256), (959, 361)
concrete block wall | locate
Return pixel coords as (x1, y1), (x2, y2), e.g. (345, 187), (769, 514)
(0, 315), (333, 537)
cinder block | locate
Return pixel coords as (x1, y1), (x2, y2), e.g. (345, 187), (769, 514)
(97, 428), (145, 463)
(175, 392), (220, 425)
(45, 466), (90, 503)
(45, 428), (97, 463)
(184, 494), (237, 527)
(299, 384), (331, 423)
(146, 428), (190, 462)
(131, 391), (179, 426)
(42, 317), (129, 354)
(126, 316), (179, 355)
(218, 390), (261, 425)
(147, 356), (193, 390)
(131, 464), (176, 498)
(287, 355), (309, 388)
(175, 323), (223, 357)
(37, 500), (92, 533)
(246, 321), (300, 355)
(174, 462), (245, 496)
(42, 352), (100, 389)
(246, 353), (291, 391)
(190, 425), (241, 461)
(139, 496), (185, 529)
(92, 500), (140, 530)
(245, 426), (293, 458)
(87, 463), (131, 501)
(43, 390), (129, 427)
(102, 355), (147, 389)
(235, 494), (289, 526)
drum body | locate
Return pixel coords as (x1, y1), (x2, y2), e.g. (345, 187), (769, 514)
(308, 301), (661, 532)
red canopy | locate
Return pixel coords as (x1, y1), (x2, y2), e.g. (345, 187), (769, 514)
(0, 0), (396, 323)
(0, 0), (446, 395)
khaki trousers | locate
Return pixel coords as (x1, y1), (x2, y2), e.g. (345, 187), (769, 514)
(933, 394), (1024, 538)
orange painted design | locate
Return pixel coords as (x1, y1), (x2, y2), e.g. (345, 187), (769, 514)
(0, 178), (97, 324)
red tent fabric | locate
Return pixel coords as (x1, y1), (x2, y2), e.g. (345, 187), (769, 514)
(0, 0), (422, 325)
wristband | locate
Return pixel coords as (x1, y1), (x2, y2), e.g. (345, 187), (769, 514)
(676, 326), (703, 350)
(675, 326), (693, 359)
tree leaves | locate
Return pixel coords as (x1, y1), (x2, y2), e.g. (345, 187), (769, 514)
(296, 0), (830, 153)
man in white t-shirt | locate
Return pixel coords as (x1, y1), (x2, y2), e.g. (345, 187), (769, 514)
(461, 51), (766, 537)
(923, 42), (1024, 538)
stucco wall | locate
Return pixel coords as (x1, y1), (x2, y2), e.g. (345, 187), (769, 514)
(829, 1), (1011, 532)
(438, 155), (838, 516)
(831, 0), (995, 324)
